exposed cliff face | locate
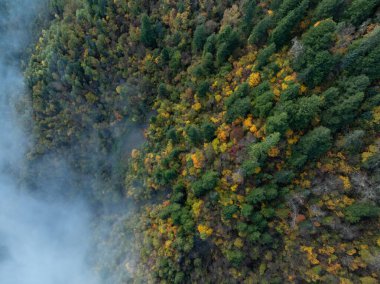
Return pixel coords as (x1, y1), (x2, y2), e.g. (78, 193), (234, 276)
(26, 0), (380, 283)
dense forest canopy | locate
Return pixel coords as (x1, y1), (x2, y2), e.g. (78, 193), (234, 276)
(24, 0), (380, 283)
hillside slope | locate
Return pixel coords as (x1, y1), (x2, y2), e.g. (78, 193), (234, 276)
(27, 0), (380, 283)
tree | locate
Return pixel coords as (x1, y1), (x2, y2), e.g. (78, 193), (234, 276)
(286, 95), (323, 130)
(312, 0), (344, 22)
(245, 132), (281, 173)
(185, 126), (202, 147)
(226, 83), (252, 122)
(216, 26), (240, 66)
(252, 90), (275, 118)
(248, 16), (273, 46)
(197, 81), (210, 98)
(301, 19), (337, 52)
(203, 34), (217, 55)
(341, 130), (365, 153)
(241, 0), (257, 35)
(344, 203), (380, 223)
(266, 112), (288, 135)
(192, 171), (219, 197)
(140, 14), (156, 47)
(290, 126), (332, 168)
(345, 0), (379, 26)
(201, 122), (216, 142)
(343, 29), (380, 81)
(299, 50), (336, 87)
(270, 0), (309, 48)
(255, 43), (276, 70)
(192, 25), (208, 53)
(321, 92), (365, 131)
(277, 0), (303, 19)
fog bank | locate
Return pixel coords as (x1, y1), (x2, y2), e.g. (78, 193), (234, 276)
(0, 1), (100, 283)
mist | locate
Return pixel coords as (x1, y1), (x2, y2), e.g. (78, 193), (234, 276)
(0, 1), (100, 283)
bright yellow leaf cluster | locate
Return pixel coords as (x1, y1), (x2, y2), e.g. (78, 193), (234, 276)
(198, 224), (213, 238)
(248, 72), (261, 87)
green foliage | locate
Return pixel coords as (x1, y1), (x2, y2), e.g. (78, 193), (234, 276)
(252, 90), (275, 119)
(140, 14), (156, 48)
(27, 0), (380, 282)
(299, 50), (336, 87)
(285, 95), (323, 130)
(246, 188), (264, 205)
(222, 204), (239, 219)
(265, 112), (288, 135)
(290, 126), (332, 168)
(322, 92), (365, 131)
(201, 122), (216, 142)
(302, 19), (337, 51)
(166, 128), (179, 143)
(344, 203), (380, 223)
(313, 0), (344, 22)
(345, 0), (380, 25)
(226, 83), (252, 123)
(248, 16), (273, 46)
(216, 26), (240, 66)
(226, 97), (251, 123)
(343, 29), (380, 81)
(270, 0), (309, 47)
(241, 0), (257, 35)
(255, 43), (276, 70)
(186, 125), (203, 146)
(250, 132), (281, 164)
(241, 204), (254, 218)
(322, 75), (369, 131)
(197, 81), (210, 98)
(192, 171), (219, 197)
(225, 249), (245, 267)
(192, 25), (208, 53)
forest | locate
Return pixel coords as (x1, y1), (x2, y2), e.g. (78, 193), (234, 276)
(20, 0), (380, 283)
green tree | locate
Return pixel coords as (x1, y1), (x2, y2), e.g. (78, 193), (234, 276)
(216, 26), (240, 66)
(255, 43), (276, 70)
(290, 126), (332, 168)
(345, 0), (380, 25)
(192, 171), (219, 197)
(248, 16), (273, 46)
(266, 112), (288, 135)
(313, 0), (344, 22)
(140, 14), (156, 47)
(286, 95), (323, 130)
(270, 0), (309, 48)
(192, 25), (208, 53)
(344, 203), (380, 223)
